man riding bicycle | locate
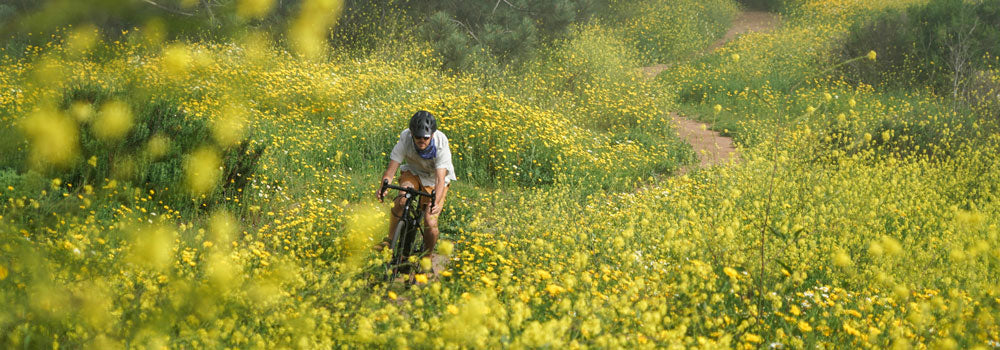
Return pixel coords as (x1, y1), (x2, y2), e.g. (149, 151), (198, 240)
(375, 110), (455, 257)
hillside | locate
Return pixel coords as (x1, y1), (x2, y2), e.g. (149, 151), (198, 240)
(1, 0), (999, 348)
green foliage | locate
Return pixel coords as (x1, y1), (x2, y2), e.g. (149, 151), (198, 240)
(735, 0), (794, 13)
(609, 0), (738, 64)
(405, 0), (603, 69)
(840, 0), (1000, 95)
(37, 84), (265, 214)
(330, 0), (410, 55)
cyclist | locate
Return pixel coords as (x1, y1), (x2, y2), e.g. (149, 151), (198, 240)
(375, 110), (456, 258)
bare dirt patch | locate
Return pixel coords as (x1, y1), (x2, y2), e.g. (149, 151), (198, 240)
(643, 10), (779, 172)
(672, 112), (738, 175)
(641, 11), (779, 78)
(707, 10), (780, 52)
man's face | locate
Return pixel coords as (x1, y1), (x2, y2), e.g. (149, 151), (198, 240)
(413, 135), (431, 151)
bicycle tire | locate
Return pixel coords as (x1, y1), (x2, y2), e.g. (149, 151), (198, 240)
(387, 221), (407, 282)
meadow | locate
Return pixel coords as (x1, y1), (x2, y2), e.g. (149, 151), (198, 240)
(1, 0), (998, 348)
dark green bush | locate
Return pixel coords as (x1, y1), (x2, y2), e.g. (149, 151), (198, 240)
(19, 84), (268, 213)
(404, 0), (603, 69)
(735, 0), (793, 13)
(840, 0), (1000, 95)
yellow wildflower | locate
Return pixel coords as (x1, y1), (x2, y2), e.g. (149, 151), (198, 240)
(724, 267), (739, 279)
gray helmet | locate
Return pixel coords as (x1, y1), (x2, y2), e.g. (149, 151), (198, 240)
(409, 110), (437, 138)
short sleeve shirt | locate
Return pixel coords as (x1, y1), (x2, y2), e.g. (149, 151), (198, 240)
(389, 128), (457, 187)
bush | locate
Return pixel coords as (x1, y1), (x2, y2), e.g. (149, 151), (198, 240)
(735, 0), (793, 13)
(610, 0), (738, 64)
(966, 67), (1000, 129)
(12, 84), (268, 214)
(839, 0), (1000, 95)
(406, 0), (603, 69)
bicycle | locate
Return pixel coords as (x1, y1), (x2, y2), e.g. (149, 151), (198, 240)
(379, 179), (436, 284)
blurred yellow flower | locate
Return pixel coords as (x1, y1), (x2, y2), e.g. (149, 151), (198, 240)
(147, 134), (171, 159)
(798, 320), (813, 332)
(237, 0), (275, 19)
(437, 240), (454, 256)
(69, 101), (93, 122)
(184, 147), (222, 196)
(723, 267), (739, 279)
(21, 108), (79, 168)
(833, 249), (853, 267)
(128, 225), (176, 271)
(866, 50), (877, 61)
(94, 101), (133, 141)
(213, 104), (248, 148)
(162, 44), (192, 75)
(545, 284), (566, 295)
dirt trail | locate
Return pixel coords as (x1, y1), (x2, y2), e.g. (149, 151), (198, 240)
(644, 11), (779, 174)
(405, 11), (780, 286)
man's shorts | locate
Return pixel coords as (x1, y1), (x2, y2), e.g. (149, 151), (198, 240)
(396, 171), (446, 219)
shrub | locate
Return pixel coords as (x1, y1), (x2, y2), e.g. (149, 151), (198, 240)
(839, 0), (1000, 95)
(21, 84), (268, 213)
(610, 0), (738, 64)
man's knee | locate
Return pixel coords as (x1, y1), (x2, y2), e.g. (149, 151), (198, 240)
(424, 216), (439, 231)
(392, 197), (406, 215)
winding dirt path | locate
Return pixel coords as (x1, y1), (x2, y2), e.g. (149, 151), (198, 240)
(644, 11), (779, 174)
(405, 11), (780, 287)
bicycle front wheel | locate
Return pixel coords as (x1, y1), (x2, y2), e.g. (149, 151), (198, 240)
(387, 221), (407, 282)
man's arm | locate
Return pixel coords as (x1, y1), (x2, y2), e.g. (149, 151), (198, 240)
(376, 160), (401, 201)
(430, 168), (448, 215)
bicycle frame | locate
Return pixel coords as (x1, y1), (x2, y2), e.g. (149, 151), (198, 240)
(380, 180), (435, 283)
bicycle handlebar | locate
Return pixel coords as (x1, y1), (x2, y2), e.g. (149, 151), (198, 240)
(381, 179), (436, 210)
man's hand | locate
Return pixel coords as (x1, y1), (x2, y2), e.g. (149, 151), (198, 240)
(378, 161), (401, 202)
(428, 198), (442, 215)
(376, 178), (391, 202)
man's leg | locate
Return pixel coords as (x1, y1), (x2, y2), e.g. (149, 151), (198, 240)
(422, 214), (439, 256)
(421, 185), (447, 256)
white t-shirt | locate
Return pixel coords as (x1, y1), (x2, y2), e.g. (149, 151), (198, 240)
(389, 128), (457, 187)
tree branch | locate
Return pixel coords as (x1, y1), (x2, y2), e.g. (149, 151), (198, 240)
(449, 18), (481, 46)
(140, 0), (194, 16)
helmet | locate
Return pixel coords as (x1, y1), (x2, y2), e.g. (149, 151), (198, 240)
(408, 110), (437, 138)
